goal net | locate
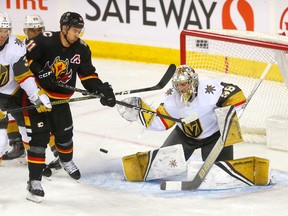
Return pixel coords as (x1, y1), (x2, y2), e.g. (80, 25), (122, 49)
(180, 29), (288, 142)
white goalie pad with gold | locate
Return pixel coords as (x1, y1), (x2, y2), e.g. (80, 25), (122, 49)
(187, 156), (272, 189)
(122, 144), (187, 182)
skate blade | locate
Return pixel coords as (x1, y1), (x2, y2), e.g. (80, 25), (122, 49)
(26, 192), (43, 203)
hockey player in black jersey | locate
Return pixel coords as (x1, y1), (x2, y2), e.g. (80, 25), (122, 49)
(25, 11), (116, 202)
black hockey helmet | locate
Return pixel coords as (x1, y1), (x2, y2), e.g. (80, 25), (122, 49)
(60, 12), (84, 29)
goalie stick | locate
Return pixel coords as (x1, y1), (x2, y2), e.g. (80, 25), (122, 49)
(238, 63), (272, 118)
(115, 99), (198, 124)
(160, 106), (235, 190)
(58, 83), (198, 124)
(160, 63), (273, 191)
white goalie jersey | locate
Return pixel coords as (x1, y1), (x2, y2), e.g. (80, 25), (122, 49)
(0, 35), (38, 96)
(140, 79), (246, 140)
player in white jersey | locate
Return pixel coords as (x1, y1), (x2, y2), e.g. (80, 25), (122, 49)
(119, 67), (272, 185)
(2, 14), (46, 160)
(118, 65), (246, 161)
(2, 14), (61, 175)
(0, 11), (51, 164)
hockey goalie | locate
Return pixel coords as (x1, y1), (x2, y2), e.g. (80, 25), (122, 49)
(118, 64), (273, 188)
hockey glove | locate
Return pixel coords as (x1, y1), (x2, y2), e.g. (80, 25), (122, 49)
(99, 82), (116, 107)
(37, 66), (58, 90)
(29, 89), (52, 113)
(117, 97), (157, 128)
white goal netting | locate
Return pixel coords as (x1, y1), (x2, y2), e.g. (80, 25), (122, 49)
(180, 29), (288, 142)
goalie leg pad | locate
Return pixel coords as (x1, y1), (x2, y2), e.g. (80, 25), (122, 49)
(218, 156), (271, 185)
(122, 144), (187, 182)
(187, 156), (271, 188)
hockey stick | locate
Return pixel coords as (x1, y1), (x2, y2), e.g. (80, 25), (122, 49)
(4, 64), (176, 115)
(115, 64), (176, 95)
(5, 96), (97, 114)
(238, 63), (272, 118)
(115, 99), (198, 124)
(160, 63), (272, 191)
(58, 63), (176, 96)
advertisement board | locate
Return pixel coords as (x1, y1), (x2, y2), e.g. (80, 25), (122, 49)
(1, 0), (288, 63)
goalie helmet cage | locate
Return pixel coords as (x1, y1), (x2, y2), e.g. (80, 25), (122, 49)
(180, 29), (288, 141)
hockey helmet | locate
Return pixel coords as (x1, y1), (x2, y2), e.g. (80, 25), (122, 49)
(0, 11), (12, 29)
(172, 65), (199, 103)
(24, 14), (44, 29)
(60, 12), (84, 29)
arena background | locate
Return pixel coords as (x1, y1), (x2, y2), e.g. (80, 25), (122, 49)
(2, 0), (288, 65)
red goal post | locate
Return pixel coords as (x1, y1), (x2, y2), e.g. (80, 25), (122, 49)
(180, 29), (288, 140)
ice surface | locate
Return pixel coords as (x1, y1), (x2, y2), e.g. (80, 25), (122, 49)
(1, 59), (288, 216)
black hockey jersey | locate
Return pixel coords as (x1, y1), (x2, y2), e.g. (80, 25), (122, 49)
(26, 31), (101, 99)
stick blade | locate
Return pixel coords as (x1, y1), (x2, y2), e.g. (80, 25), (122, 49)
(160, 179), (200, 191)
(160, 180), (182, 190)
(156, 64), (176, 89)
(115, 64), (176, 95)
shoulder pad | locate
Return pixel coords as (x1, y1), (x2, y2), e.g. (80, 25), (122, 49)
(6, 35), (26, 61)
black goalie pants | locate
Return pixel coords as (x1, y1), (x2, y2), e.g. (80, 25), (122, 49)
(161, 126), (233, 161)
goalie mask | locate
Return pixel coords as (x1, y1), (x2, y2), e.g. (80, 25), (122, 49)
(172, 65), (198, 104)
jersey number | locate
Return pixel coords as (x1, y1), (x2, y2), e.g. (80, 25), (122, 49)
(221, 85), (236, 98)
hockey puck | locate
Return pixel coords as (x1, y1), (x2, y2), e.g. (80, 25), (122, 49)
(99, 148), (108, 153)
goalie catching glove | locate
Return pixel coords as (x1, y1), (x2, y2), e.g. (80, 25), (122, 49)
(29, 89), (52, 113)
(117, 97), (156, 127)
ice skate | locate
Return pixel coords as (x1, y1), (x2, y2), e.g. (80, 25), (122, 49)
(2, 141), (25, 160)
(42, 157), (62, 179)
(42, 166), (52, 179)
(60, 160), (81, 180)
(48, 157), (62, 170)
(26, 180), (44, 203)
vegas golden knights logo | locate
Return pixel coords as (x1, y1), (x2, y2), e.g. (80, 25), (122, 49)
(0, 65), (9, 87)
(182, 119), (203, 138)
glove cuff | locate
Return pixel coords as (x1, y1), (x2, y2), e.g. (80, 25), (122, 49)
(28, 89), (41, 103)
(82, 78), (103, 93)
